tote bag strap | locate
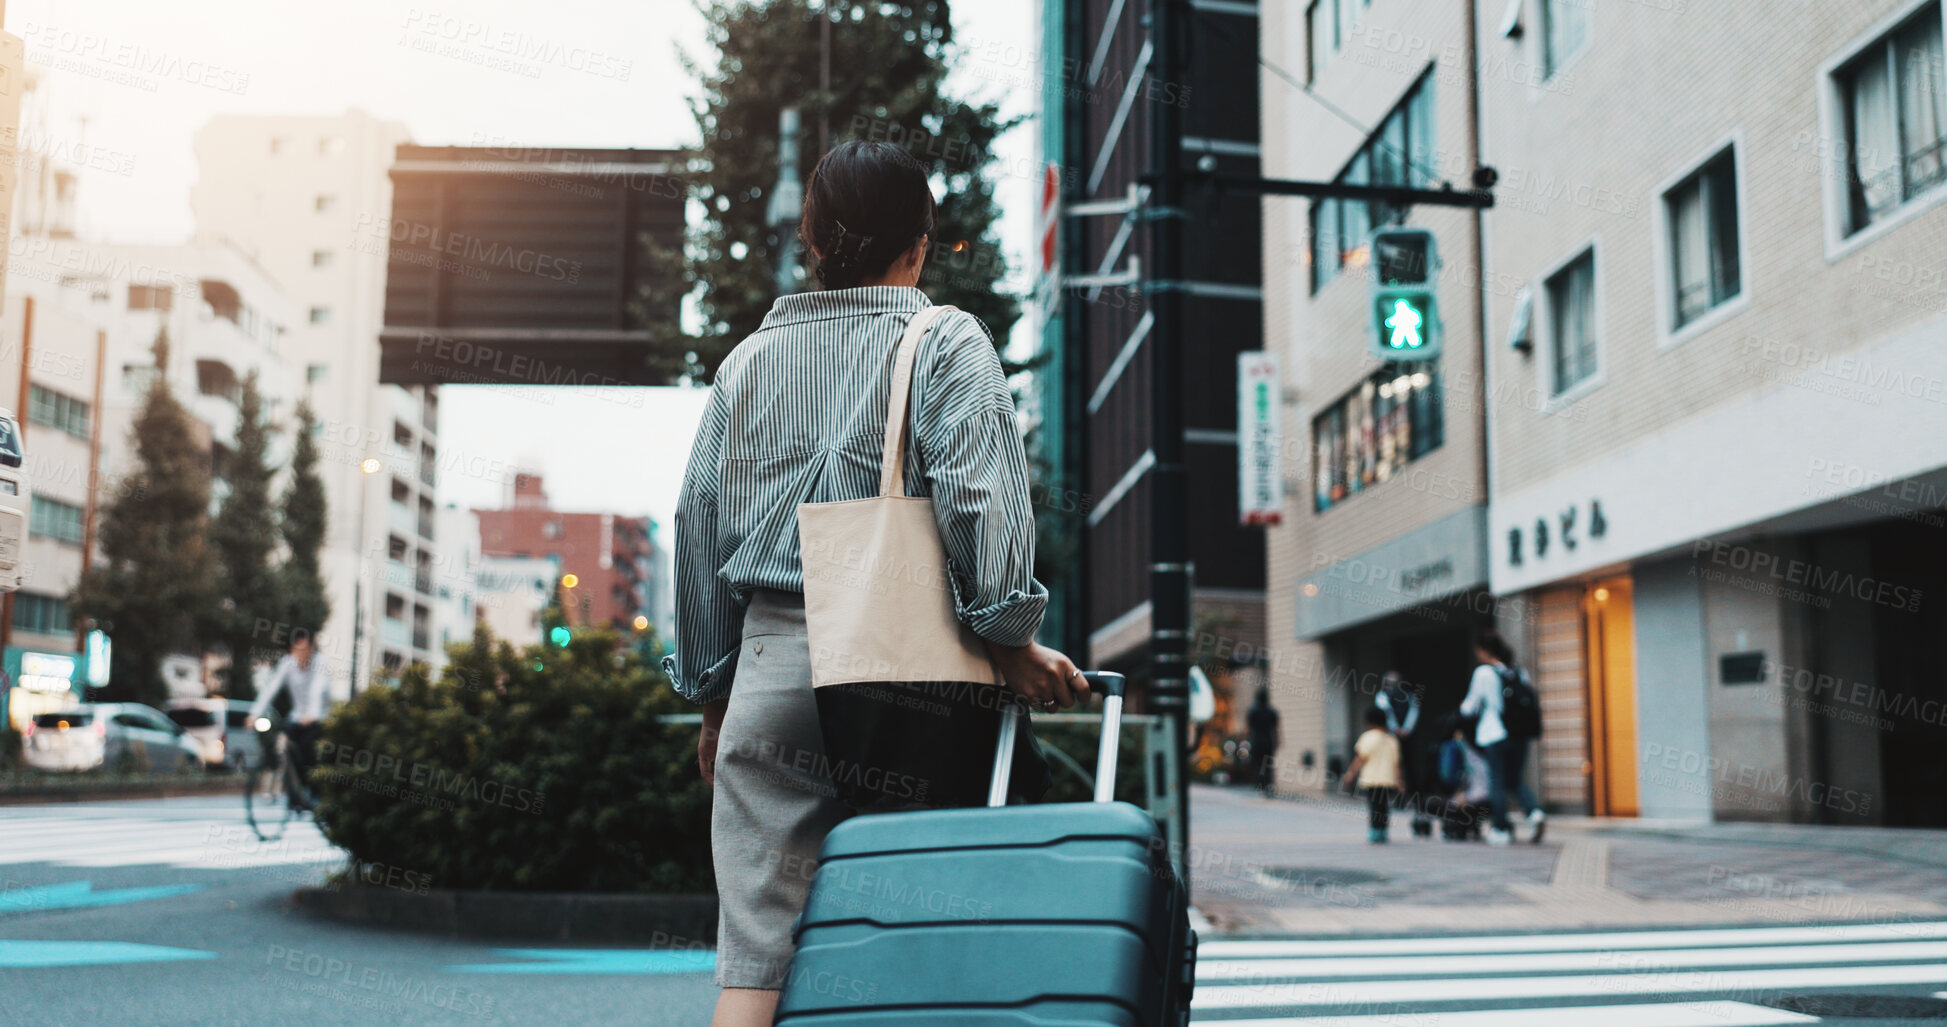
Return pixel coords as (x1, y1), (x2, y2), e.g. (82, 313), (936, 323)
(879, 304), (957, 498)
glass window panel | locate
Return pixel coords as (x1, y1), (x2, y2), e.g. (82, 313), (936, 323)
(1408, 79), (1436, 187)
(1898, 14), (1947, 197)
(1548, 251), (1598, 394)
(1543, 0), (1589, 79)
(1311, 369), (1445, 512)
(1705, 155), (1742, 307)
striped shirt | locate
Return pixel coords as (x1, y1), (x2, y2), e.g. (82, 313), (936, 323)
(663, 286), (1048, 704)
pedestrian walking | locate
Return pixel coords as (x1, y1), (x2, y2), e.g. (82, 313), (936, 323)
(1246, 687), (1282, 796)
(664, 140), (1085, 1027)
(1374, 670), (1428, 835)
(1342, 706), (1403, 843)
(1458, 629), (1546, 846)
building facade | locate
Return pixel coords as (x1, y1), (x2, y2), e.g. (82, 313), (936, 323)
(1262, 0), (1500, 786)
(1479, 0), (1947, 827)
(473, 473), (655, 635)
(189, 110), (443, 688)
(1047, 0), (1268, 704)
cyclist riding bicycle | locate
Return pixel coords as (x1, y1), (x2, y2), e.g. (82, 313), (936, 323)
(246, 634), (332, 811)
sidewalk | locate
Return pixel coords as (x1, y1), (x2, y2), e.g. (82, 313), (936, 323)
(1188, 783), (1947, 935)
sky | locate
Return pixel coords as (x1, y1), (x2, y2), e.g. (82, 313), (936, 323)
(9, 0), (1040, 523)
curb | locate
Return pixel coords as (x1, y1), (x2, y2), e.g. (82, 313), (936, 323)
(292, 885), (718, 944)
(0, 775), (244, 805)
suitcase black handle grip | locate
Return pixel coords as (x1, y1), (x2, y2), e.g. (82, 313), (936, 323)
(1080, 671), (1125, 699)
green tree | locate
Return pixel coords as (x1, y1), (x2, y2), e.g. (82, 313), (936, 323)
(662, 0), (1021, 381)
(210, 371), (280, 699)
(277, 398), (331, 644)
(74, 329), (217, 706)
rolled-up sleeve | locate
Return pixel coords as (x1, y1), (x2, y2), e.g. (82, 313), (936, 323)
(911, 312), (1049, 647)
(663, 388), (742, 703)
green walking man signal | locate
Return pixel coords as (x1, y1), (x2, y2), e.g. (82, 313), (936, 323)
(1368, 227), (1440, 362)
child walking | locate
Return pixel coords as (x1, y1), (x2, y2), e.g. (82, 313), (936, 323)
(1343, 707), (1403, 843)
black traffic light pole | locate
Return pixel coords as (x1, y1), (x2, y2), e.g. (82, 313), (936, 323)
(1148, 0), (1192, 888)
(1187, 172), (1497, 209)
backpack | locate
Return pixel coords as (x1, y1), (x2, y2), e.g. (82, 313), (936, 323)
(1498, 665), (1542, 740)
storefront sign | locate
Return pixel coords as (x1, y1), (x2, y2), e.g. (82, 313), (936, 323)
(85, 630), (111, 687)
(1238, 351), (1282, 526)
(19, 651), (77, 694)
(1507, 498), (1608, 567)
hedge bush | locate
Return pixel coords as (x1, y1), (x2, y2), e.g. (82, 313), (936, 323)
(314, 625), (713, 894)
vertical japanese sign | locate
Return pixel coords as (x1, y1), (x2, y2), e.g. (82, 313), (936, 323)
(1238, 351), (1281, 526)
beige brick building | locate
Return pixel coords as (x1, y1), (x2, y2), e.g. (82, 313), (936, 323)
(1260, 0), (1502, 793)
(1263, 0), (1947, 827)
(1479, 0), (1947, 827)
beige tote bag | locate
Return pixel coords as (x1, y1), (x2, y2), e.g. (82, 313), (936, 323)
(798, 304), (1044, 812)
(799, 303), (1001, 690)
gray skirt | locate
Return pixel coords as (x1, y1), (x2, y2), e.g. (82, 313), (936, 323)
(711, 588), (852, 990)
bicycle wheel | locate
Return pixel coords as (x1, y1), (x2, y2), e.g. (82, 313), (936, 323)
(244, 746), (294, 842)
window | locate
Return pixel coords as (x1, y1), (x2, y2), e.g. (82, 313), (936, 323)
(312, 249), (335, 268)
(1665, 148), (1742, 330)
(1541, 0), (1590, 79)
(128, 284), (172, 312)
(1312, 74), (1437, 292)
(13, 592), (73, 634)
(1546, 249), (1598, 396)
(31, 495), (85, 546)
(314, 194), (337, 213)
(318, 136), (345, 156)
(28, 385), (89, 440)
(1312, 368), (1444, 512)
(1836, 6), (1947, 235)
(308, 306), (332, 325)
(1309, 0), (1366, 75)
(269, 137), (286, 156)
(122, 364), (158, 395)
(1309, 0), (1336, 77)
(307, 363), (329, 384)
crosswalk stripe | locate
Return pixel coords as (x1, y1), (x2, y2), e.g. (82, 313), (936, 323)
(0, 809), (340, 871)
(1194, 999), (1818, 1027)
(1197, 920), (1947, 959)
(1198, 938), (1947, 981)
(1191, 961), (1947, 1012)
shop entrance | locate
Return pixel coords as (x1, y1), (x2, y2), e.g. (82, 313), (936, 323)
(1869, 519), (1947, 827)
(1585, 576), (1639, 817)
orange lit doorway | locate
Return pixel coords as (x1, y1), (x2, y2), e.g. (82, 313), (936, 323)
(1585, 576), (1639, 817)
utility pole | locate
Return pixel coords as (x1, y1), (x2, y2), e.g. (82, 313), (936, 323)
(0, 295), (30, 660)
(1147, 0), (1192, 886)
(770, 107), (804, 296)
(75, 329), (104, 653)
(818, 7), (831, 151)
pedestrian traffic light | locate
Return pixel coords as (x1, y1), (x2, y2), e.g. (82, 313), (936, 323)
(549, 626), (571, 648)
(1368, 228), (1440, 362)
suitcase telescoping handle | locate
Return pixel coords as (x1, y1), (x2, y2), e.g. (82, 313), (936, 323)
(987, 671), (1127, 807)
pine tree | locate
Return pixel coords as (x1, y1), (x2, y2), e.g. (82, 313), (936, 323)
(277, 398), (331, 644)
(74, 329), (218, 706)
(210, 371), (280, 699)
(661, 0), (1021, 381)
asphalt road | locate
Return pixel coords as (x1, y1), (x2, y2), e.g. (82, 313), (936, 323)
(0, 798), (717, 1026)
(5, 796), (1947, 1025)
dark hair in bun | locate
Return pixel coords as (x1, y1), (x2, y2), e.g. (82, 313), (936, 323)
(798, 140), (937, 290)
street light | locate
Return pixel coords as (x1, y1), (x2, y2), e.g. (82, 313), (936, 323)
(632, 615), (648, 631)
(560, 573), (579, 589)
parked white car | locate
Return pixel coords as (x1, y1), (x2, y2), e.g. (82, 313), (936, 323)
(164, 698), (254, 770)
(22, 703), (204, 774)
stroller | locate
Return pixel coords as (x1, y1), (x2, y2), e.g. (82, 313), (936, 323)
(1430, 712), (1490, 841)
